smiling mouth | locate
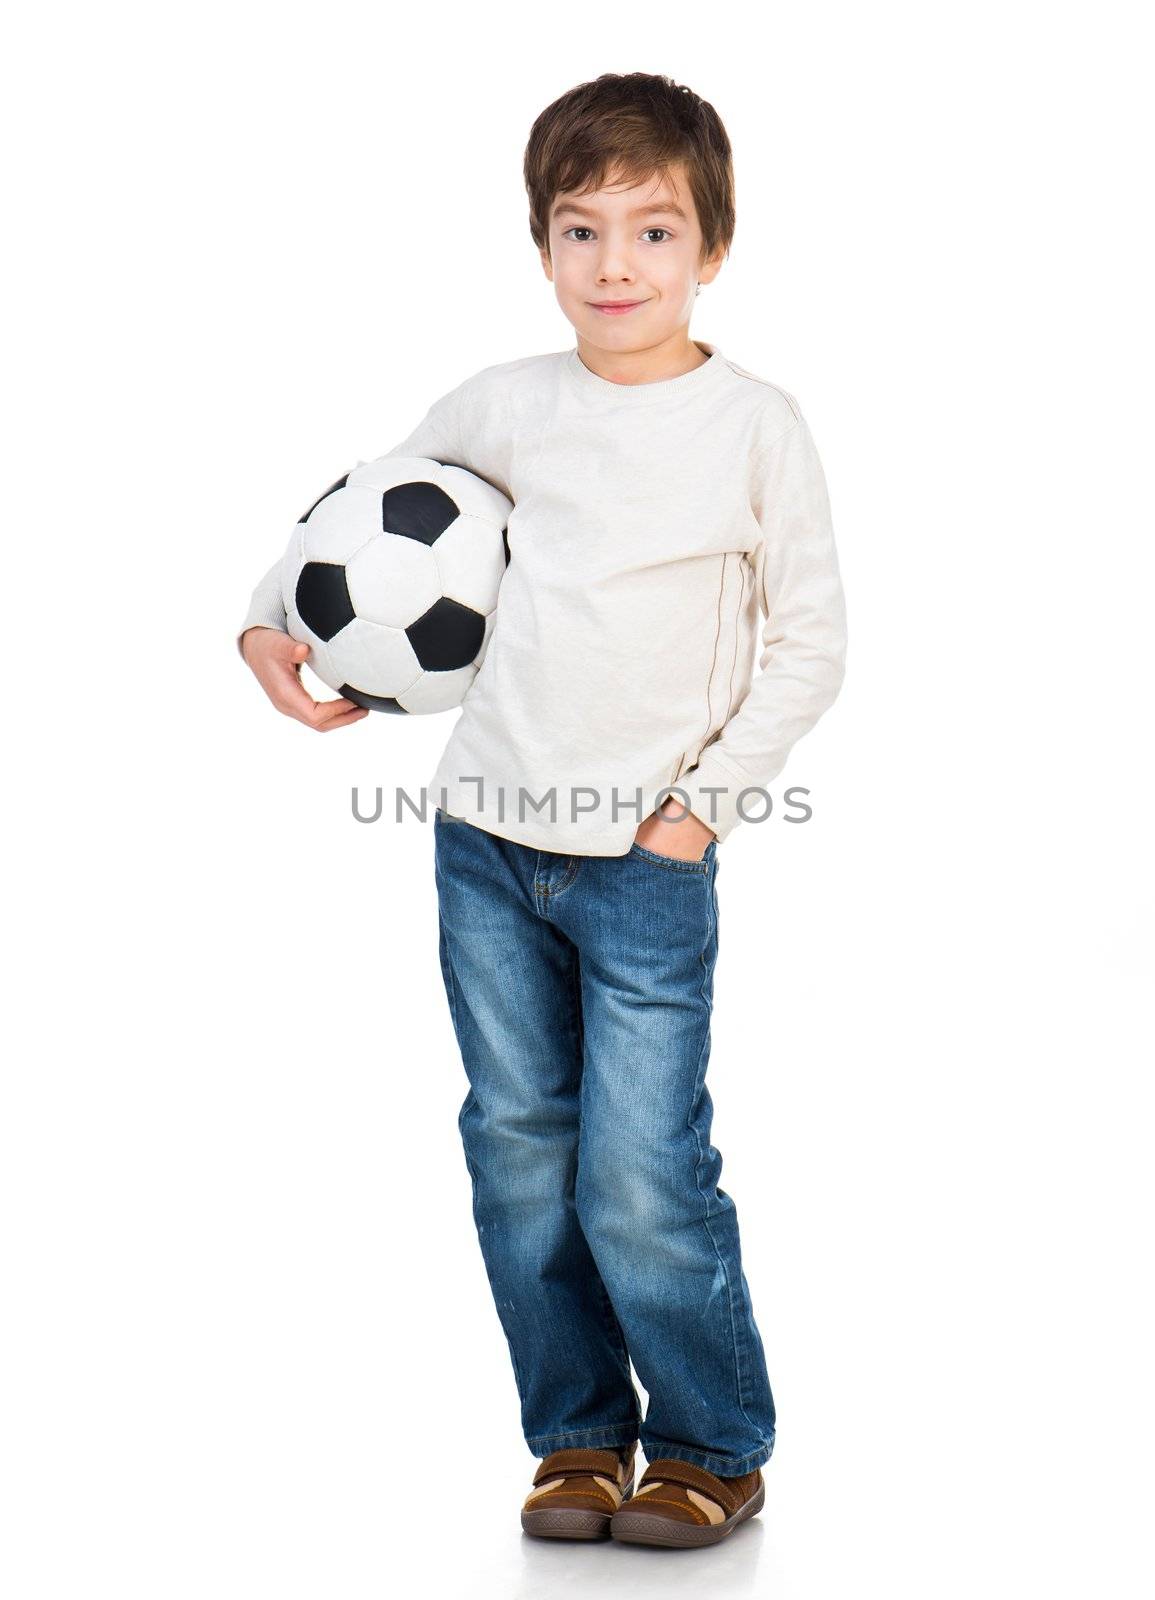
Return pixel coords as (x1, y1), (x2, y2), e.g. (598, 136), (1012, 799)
(590, 300), (648, 313)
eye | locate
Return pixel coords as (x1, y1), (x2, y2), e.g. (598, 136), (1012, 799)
(560, 226), (673, 243)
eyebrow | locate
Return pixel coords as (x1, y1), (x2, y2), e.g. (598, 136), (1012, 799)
(553, 200), (689, 221)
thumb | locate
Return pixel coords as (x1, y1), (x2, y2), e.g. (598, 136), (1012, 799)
(289, 640), (310, 660)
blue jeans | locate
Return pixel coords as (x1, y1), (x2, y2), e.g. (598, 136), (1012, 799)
(433, 808), (776, 1476)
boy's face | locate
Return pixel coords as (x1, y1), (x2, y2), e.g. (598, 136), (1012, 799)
(541, 161), (723, 357)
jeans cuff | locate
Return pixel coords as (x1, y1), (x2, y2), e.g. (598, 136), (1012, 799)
(638, 1437), (775, 1476)
(526, 1423), (640, 1457)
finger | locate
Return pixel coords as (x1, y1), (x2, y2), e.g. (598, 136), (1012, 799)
(304, 691), (368, 721)
(275, 657), (320, 695)
(312, 705), (370, 730)
(302, 690), (368, 720)
(272, 676), (323, 718)
(316, 696), (366, 717)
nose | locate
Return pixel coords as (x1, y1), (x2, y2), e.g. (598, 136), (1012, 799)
(594, 235), (636, 284)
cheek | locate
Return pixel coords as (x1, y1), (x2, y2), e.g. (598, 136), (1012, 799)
(552, 259), (584, 292)
(652, 254), (698, 291)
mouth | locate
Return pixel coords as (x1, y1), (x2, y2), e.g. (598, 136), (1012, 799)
(589, 299), (648, 315)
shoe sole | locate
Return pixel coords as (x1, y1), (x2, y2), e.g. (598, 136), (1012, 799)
(522, 1484), (635, 1541)
(610, 1478), (765, 1547)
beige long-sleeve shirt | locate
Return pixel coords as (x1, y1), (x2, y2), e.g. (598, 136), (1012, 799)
(238, 341), (848, 855)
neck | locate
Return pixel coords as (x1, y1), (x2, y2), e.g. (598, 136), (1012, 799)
(573, 330), (709, 387)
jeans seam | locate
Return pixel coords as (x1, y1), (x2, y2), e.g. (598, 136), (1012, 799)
(686, 870), (759, 1430)
(439, 917), (461, 1039)
(442, 914), (526, 1402)
(596, 1281), (635, 1385)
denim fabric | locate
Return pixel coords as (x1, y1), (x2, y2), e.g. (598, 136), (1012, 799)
(433, 808), (776, 1476)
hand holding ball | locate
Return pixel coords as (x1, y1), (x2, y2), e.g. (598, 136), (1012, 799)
(281, 457), (512, 714)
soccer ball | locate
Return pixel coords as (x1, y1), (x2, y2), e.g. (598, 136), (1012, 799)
(281, 457), (512, 713)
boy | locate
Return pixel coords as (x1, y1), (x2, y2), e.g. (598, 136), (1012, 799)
(238, 72), (846, 1548)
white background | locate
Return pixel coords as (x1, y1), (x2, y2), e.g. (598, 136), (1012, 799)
(4, 3), (1151, 1596)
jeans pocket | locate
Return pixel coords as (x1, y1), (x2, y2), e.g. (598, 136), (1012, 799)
(628, 839), (713, 873)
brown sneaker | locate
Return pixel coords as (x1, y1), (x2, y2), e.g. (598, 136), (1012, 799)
(610, 1458), (765, 1547)
(521, 1442), (638, 1540)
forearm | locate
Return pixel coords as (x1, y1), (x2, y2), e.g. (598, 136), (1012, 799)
(236, 559), (288, 658)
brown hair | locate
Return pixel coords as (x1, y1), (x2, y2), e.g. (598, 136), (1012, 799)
(523, 72), (735, 270)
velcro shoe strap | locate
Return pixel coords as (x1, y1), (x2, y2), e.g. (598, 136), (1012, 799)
(533, 1448), (623, 1486)
(639, 1459), (742, 1516)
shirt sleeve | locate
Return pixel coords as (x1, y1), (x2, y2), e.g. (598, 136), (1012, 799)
(676, 416), (848, 842)
(235, 383), (467, 658)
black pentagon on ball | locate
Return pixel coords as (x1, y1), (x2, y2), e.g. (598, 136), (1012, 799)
(339, 685), (409, 714)
(381, 480), (460, 546)
(296, 561), (355, 642)
(298, 474), (349, 523)
(406, 596), (485, 671)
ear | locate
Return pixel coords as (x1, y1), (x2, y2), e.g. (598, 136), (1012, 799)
(539, 247), (554, 284)
(697, 247), (726, 289)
